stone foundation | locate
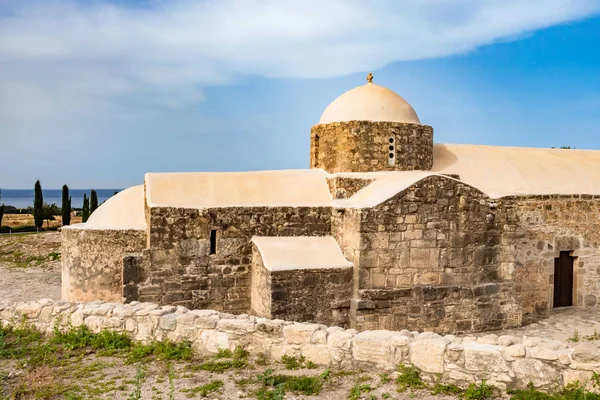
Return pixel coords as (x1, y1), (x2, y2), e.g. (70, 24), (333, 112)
(2, 298), (599, 392)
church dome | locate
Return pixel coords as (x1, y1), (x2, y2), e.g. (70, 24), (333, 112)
(319, 74), (421, 125)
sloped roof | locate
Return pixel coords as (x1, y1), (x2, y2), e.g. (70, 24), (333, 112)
(251, 236), (352, 271)
(432, 144), (600, 198)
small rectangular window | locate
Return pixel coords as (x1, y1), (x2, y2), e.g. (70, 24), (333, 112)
(210, 229), (217, 255)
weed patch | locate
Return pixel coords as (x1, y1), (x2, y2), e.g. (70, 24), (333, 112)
(181, 380), (224, 398)
(431, 382), (463, 395)
(463, 380), (495, 399)
(256, 368), (323, 397)
(396, 364), (426, 392)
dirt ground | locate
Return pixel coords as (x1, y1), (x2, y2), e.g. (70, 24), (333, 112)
(2, 214), (82, 228)
(0, 232), (61, 303)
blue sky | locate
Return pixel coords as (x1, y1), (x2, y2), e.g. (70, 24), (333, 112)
(1, 0), (600, 188)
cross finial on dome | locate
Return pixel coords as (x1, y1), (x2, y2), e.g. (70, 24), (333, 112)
(367, 72), (373, 83)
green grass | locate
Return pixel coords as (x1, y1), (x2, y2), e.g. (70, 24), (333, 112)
(281, 354), (305, 370)
(279, 354), (318, 370)
(348, 382), (372, 400)
(507, 381), (600, 400)
(181, 380), (224, 398)
(431, 382), (463, 396)
(396, 364), (427, 392)
(463, 380), (495, 399)
(256, 368), (324, 397)
(568, 329), (581, 343)
(185, 345), (249, 373)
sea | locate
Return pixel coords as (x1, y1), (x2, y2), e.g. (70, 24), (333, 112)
(0, 189), (122, 209)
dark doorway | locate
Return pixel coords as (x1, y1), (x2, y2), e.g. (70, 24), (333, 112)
(553, 251), (574, 307)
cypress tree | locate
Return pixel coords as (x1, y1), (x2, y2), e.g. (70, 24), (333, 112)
(90, 190), (98, 214)
(0, 204), (4, 228)
(33, 180), (44, 229)
(82, 194), (90, 223)
(61, 185), (71, 226)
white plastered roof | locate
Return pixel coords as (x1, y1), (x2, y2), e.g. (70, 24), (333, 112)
(145, 169), (333, 208)
(319, 83), (421, 125)
(82, 185), (146, 230)
(432, 144), (600, 198)
(252, 236), (352, 271)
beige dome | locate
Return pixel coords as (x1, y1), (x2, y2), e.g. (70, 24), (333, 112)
(85, 185), (146, 230)
(319, 82), (420, 125)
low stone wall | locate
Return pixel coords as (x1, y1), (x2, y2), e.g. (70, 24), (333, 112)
(1, 299), (598, 391)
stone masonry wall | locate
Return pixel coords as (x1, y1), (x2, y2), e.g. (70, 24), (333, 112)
(61, 227), (146, 303)
(500, 195), (600, 321)
(347, 175), (522, 333)
(3, 298), (599, 393)
(310, 121), (434, 173)
(135, 206), (332, 312)
(326, 176), (374, 199)
(250, 238), (354, 326)
(250, 247), (271, 319)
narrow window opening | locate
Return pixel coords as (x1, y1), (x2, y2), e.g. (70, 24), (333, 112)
(210, 229), (217, 255)
(388, 134), (396, 166)
(313, 134), (320, 168)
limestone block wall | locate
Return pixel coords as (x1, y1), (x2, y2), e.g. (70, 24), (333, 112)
(250, 243), (353, 326)
(326, 176), (374, 199)
(61, 226), (146, 303)
(501, 195), (600, 321)
(136, 206), (332, 312)
(344, 175), (521, 333)
(2, 298), (598, 393)
(310, 121), (433, 173)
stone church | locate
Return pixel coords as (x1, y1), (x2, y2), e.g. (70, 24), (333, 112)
(62, 74), (600, 334)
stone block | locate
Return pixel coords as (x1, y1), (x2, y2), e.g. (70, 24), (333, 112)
(201, 330), (230, 353)
(503, 344), (526, 358)
(217, 318), (256, 333)
(572, 343), (600, 363)
(463, 342), (508, 372)
(159, 314), (178, 331)
(195, 315), (220, 329)
(283, 324), (322, 345)
(409, 338), (449, 373)
(353, 331), (399, 365)
(302, 344), (331, 366)
(530, 346), (559, 361)
(512, 358), (558, 387)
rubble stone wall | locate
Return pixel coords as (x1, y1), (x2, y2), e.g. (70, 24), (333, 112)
(310, 121), (434, 173)
(326, 176), (374, 199)
(61, 227), (146, 303)
(349, 175), (521, 333)
(500, 195), (600, 321)
(2, 298), (598, 392)
(135, 206), (332, 312)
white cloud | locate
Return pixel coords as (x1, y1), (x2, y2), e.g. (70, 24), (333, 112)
(0, 0), (599, 121)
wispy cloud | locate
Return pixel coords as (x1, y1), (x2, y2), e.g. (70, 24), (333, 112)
(1, 0), (599, 120)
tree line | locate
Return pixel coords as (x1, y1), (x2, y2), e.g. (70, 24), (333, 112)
(0, 181), (102, 229)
